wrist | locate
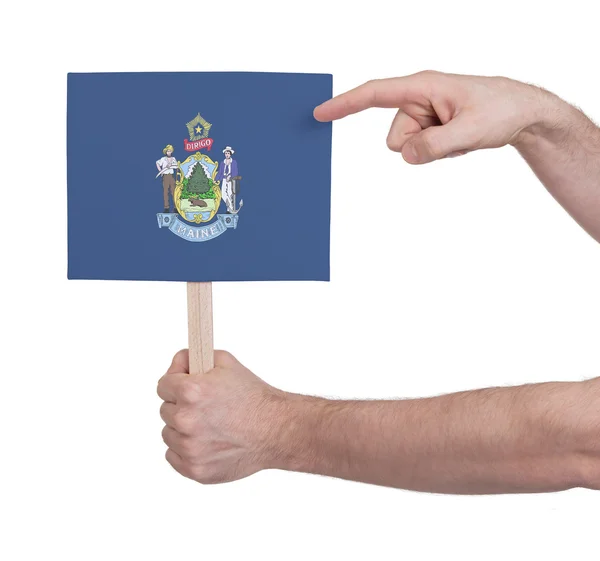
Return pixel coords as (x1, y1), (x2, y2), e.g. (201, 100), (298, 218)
(261, 391), (333, 473)
(511, 86), (579, 149)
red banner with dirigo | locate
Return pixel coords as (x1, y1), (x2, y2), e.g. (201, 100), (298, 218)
(184, 138), (214, 152)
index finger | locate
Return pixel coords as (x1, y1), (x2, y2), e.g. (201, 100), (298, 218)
(167, 349), (190, 375)
(156, 349), (190, 403)
(157, 372), (189, 403)
(313, 76), (427, 122)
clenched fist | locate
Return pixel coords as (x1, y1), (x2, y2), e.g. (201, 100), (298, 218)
(157, 350), (291, 484)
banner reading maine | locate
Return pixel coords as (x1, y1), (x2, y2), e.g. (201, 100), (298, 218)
(157, 213), (238, 242)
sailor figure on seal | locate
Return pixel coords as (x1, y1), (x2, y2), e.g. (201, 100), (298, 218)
(215, 146), (239, 214)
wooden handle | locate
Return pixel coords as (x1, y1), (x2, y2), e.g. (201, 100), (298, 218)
(187, 282), (214, 375)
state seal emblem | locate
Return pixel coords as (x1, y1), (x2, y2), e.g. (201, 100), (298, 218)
(155, 113), (243, 242)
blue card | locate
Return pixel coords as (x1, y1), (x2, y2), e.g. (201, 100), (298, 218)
(67, 72), (332, 282)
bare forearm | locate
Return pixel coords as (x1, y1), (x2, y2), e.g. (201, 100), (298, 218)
(271, 379), (600, 494)
(515, 91), (600, 243)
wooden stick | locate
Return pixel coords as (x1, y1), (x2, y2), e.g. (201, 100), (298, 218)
(187, 282), (214, 375)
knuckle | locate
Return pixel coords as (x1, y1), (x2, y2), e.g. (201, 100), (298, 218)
(186, 449), (203, 464)
(214, 350), (239, 369)
(165, 448), (181, 465)
(178, 378), (201, 404)
(182, 463), (199, 481)
(190, 465), (221, 485)
(159, 401), (172, 421)
(174, 348), (188, 361)
(172, 409), (195, 434)
(179, 439), (194, 458)
(190, 465), (205, 482)
(353, 79), (380, 109)
(166, 451), (195, 480)
(161, 425), (172, 444)
(214, 349), (234, 363)
(180, 437), (197, 457)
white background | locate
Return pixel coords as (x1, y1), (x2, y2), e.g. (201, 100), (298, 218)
(2, 0), (599, 559)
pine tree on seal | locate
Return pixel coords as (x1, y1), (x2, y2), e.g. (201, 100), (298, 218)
(187, 162), (211, 194)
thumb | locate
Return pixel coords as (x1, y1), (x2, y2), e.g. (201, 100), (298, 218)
(402, 117), (477, 165)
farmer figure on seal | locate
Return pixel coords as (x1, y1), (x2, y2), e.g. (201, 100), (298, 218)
(156, 144), (178, 213)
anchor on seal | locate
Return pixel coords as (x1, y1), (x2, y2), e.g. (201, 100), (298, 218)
(229, 176), (243, 215)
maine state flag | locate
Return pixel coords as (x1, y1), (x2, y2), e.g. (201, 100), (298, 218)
(67, 72), (332, 282)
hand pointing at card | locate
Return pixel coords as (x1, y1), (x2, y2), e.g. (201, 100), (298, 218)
(314, 71), (544, 163)
(315, 71), (600, 243)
